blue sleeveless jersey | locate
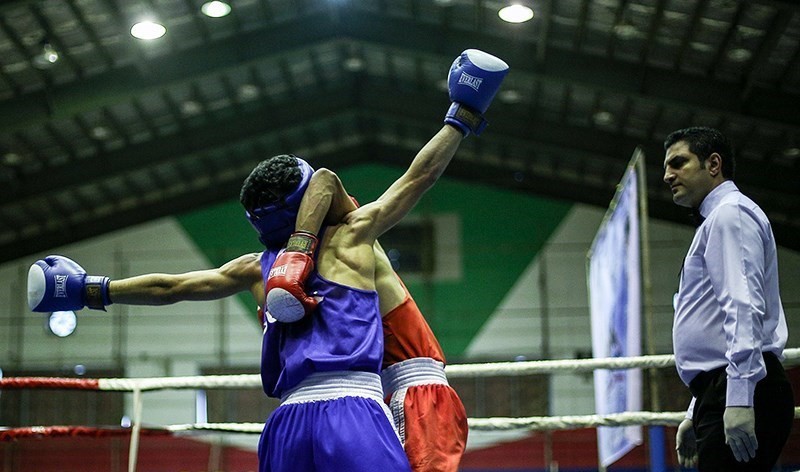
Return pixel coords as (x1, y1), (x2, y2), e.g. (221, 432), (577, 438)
(259, 250), (384, 398)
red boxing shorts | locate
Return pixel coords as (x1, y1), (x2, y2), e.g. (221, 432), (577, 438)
(382, 358), (468, 472)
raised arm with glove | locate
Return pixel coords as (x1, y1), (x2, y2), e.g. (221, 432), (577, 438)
(443, 49), (509, 136)
(266, 48), (509, 323)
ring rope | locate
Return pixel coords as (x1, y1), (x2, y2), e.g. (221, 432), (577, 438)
(2, 407), (799, 440)
(164, 407), (800, 432)
(2, 348), (798, 392)
(0, 426), (170, 441)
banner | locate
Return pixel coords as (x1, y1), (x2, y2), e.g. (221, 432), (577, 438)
(587, 159), (643, 467)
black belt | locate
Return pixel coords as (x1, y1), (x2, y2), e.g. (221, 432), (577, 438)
(688, 351), (782, 398)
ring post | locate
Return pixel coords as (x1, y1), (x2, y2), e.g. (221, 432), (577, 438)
(128, 387), (143, 472)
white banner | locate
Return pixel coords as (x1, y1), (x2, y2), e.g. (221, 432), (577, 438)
(588, 162), (643, 467)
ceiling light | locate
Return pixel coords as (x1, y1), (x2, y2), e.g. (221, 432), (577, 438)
(498, 4), (534, 23)
(48, 310), (77, 337)
(711, 0), (738, 9)
(131, 21), (167, 40)
(91, 126), (111, 140)
(238, 84), (260, 101)
(613, 24), (640, 40)
(32, 42), (59, 69)
(2, 152), (22, 165)
(343, 57), (365, 72)
(498, 89), (522, 104)
(727, 48), (752, 62)
(592, 110), (615, 126)
(201, 1), (231, 18)
(782, 147), (800, 159)
(689, 42), (715, 53)
(181, 100), (202, 116)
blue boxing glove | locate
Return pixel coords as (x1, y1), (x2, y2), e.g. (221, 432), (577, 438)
(444, 49), (509, 136)
(27, 255), (111, 312)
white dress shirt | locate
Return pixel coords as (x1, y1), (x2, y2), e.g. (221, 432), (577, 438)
(673, 180), (788, 410)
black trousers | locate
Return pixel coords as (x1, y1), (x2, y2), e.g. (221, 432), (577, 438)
(688, 352), (795, 472)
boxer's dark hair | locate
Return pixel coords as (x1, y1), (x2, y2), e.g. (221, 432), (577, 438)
(240, 154), (302, 211)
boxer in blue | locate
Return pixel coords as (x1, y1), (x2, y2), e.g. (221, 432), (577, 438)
(27, 49), (509, 472)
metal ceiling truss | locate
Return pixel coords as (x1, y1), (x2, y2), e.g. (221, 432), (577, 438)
(0, 0), (798, 263)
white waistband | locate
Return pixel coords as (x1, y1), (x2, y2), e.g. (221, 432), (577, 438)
(381, 357), (449, 394)
(280, 371), (384, 405)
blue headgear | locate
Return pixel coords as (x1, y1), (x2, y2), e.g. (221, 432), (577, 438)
(245, 156), (314, 248)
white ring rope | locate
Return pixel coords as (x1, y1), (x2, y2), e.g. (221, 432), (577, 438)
(0, 349), (798, 440)
(86, 347), (800, 391)
(3, 407), (798, 440)
(446, 348), (800, 378)
(165, 407), (800, 433)
(98, 375), (262, 391)
(445, 354), (677, 378)
(467, 412), (687, 431)
(1, 349), (798, 392)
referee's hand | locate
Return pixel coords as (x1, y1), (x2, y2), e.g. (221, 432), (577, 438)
(724, 406), (758, 462)
(675, 418), (697, 468)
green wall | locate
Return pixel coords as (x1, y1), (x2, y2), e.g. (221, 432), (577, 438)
(178, 164), (572, 357)
(178, 201), (264, 314)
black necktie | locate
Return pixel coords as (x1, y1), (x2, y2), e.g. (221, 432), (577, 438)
(689, 209), (705, 228)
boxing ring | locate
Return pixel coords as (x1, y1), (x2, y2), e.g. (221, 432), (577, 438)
(2, 349), (800, 471)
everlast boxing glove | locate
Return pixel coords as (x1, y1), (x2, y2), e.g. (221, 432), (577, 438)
(266, 231), (320, 322)
(28, 255), (111, 312)
(444, 49), (509, 136)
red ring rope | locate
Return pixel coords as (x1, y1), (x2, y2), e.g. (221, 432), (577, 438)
(0, 377), (100, 390)
(0, 426), (170, 441)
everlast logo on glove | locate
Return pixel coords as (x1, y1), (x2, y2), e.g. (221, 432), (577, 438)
(452, 107), (482, 131)
(269, 265), (287, 278)
(54, 275), (68, 298)
(86, 285), (101, 301)
(458, 72), (483, 91)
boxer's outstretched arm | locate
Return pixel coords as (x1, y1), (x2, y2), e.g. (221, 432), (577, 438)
(110, 253), (262, 305)
(28, 253), (263, 312)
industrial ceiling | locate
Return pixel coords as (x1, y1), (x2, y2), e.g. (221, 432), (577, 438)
(0, 0), (798, 263)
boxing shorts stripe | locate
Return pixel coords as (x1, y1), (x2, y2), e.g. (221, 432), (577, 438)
(281, 370), (395, 436)
(381, 357), (449, 394)
(382, 358), (449, 446)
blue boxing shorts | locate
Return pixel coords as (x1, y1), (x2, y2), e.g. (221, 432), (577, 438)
(258, 371), (411, 472)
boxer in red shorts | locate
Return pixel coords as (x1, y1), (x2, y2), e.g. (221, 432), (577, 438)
(377, 252), (469, 472)
(268, 171), (469, 471)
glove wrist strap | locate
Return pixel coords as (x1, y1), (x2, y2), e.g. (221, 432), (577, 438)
(445, 103), (487, 136)
(84, 276), (111, 310)
(285, 231), (318, 256)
